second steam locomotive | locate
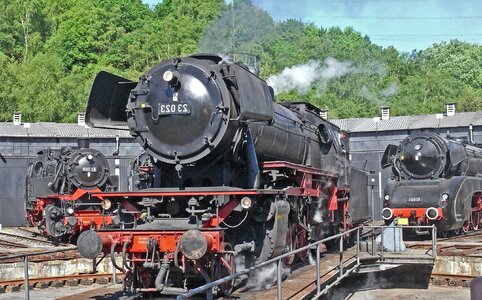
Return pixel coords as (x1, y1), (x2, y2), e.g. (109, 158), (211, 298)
(381, 132), (482, 234)
(26, 138), (119, 239)
(55, 54), (372, 294)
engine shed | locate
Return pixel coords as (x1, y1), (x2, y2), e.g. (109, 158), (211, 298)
(0, 113), (142, 226)
(0, 106), (480, 226)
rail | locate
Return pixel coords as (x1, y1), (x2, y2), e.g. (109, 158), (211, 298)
(177, 226), (362, 300)
(0, 246), (77, 300)
(177, 224), (437, 300)
(0, 224), (437, 300)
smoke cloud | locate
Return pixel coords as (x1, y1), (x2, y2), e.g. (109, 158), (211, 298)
(246, 262), (291, 290)
(199, 1), (275, 54)
(267, 58), (355, 95)
(359, 82), (399, 105)
(380, 82), (399, 98)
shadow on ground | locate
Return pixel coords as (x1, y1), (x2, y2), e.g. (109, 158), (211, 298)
(319, 264), (434, 300)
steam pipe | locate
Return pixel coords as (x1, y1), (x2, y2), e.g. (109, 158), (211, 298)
(155, 254), (170, 291)
(113, 136), (120, 156)
(173, 243), (183, 271)
(110, 241), (124, 272)
(122, 241), (132, 271)
(469, 124), (474, 145)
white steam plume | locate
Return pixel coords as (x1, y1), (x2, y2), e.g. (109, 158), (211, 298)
(246, 263), (291, 290)
(380, 82), (399, 98)
(267, 57), (355, 95)
(359, 82), (399, 105)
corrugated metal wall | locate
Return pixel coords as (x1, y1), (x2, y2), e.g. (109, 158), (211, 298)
(0, 158), (29, 226)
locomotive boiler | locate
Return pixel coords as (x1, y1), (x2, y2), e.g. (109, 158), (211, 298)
(77, 54), (370, 294)
(26, 138), (119, 239)
(381, 132), (482, 234)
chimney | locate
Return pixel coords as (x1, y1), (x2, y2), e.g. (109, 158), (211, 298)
(77, 112), (86, 126)
(319, 110), (328, 119)
(380, 106), (390, 120)
(12, 112), (21, 126)
(77, 137), (90, 149)
(446, 102), (455, 116)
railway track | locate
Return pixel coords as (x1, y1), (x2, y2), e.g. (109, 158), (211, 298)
(431, 272), (474, 287)
(403, 229), (482, 257)
(0, 273), (124, 293)
(0, 225), (478, 298)
(0, 228), (76, 261)
(0, 231), (56, 248)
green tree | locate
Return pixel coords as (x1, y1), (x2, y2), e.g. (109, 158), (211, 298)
(420, 40), (482, 89)
(0, 0), (50, 61)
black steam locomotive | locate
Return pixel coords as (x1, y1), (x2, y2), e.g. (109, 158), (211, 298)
(26, 139), (119, 239)
(381, 132), (482, 235)
(74, 54), (370, 294)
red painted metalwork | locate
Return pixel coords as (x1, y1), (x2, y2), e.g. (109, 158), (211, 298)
(69, 210), (113, 229)
(28, 188), (113, 236)
(328, 184), (338, 211)
(470, 193), (482, 230)
(391, 207), (444, 220)
(89, 189), (282, 198)
(96, 230), (224, 254)
(472, 193), (482, 212)
(46, 187), (102, 201)
(204, 199), (240, 228)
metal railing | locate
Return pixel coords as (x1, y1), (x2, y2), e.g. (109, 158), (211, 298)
(0, 246), (77, 300)
(0, 224), (437, 300)
(177, 224), (437, 300)
(177, 226), (364, 300)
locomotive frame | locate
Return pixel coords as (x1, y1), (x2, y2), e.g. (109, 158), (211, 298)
(76, 160), (352, 294)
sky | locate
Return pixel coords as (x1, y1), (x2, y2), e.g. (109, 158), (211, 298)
(143, 0), (482, 52)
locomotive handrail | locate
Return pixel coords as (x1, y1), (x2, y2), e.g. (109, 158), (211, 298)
(177, 224), (437, 300)
(176, 225), (364, 300)
(0, 246), (78, 300)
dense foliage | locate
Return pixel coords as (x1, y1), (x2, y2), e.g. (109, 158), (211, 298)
(0, 0), (480, 122)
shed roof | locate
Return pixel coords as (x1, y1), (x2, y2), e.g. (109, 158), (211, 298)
(330, 111), (482, 132)
(0, 122), (132, 138)
(1, 110), (481, 137)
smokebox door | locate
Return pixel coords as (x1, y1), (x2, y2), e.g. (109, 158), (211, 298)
(86, 71), (136, 129)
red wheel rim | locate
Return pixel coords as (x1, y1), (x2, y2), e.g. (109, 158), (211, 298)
(283, 223), (297, 266)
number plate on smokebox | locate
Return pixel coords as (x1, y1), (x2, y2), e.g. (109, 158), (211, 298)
(159, 103), (191, 115)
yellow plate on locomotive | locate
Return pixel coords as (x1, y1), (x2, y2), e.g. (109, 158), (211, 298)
(397, 218), (409, 225)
